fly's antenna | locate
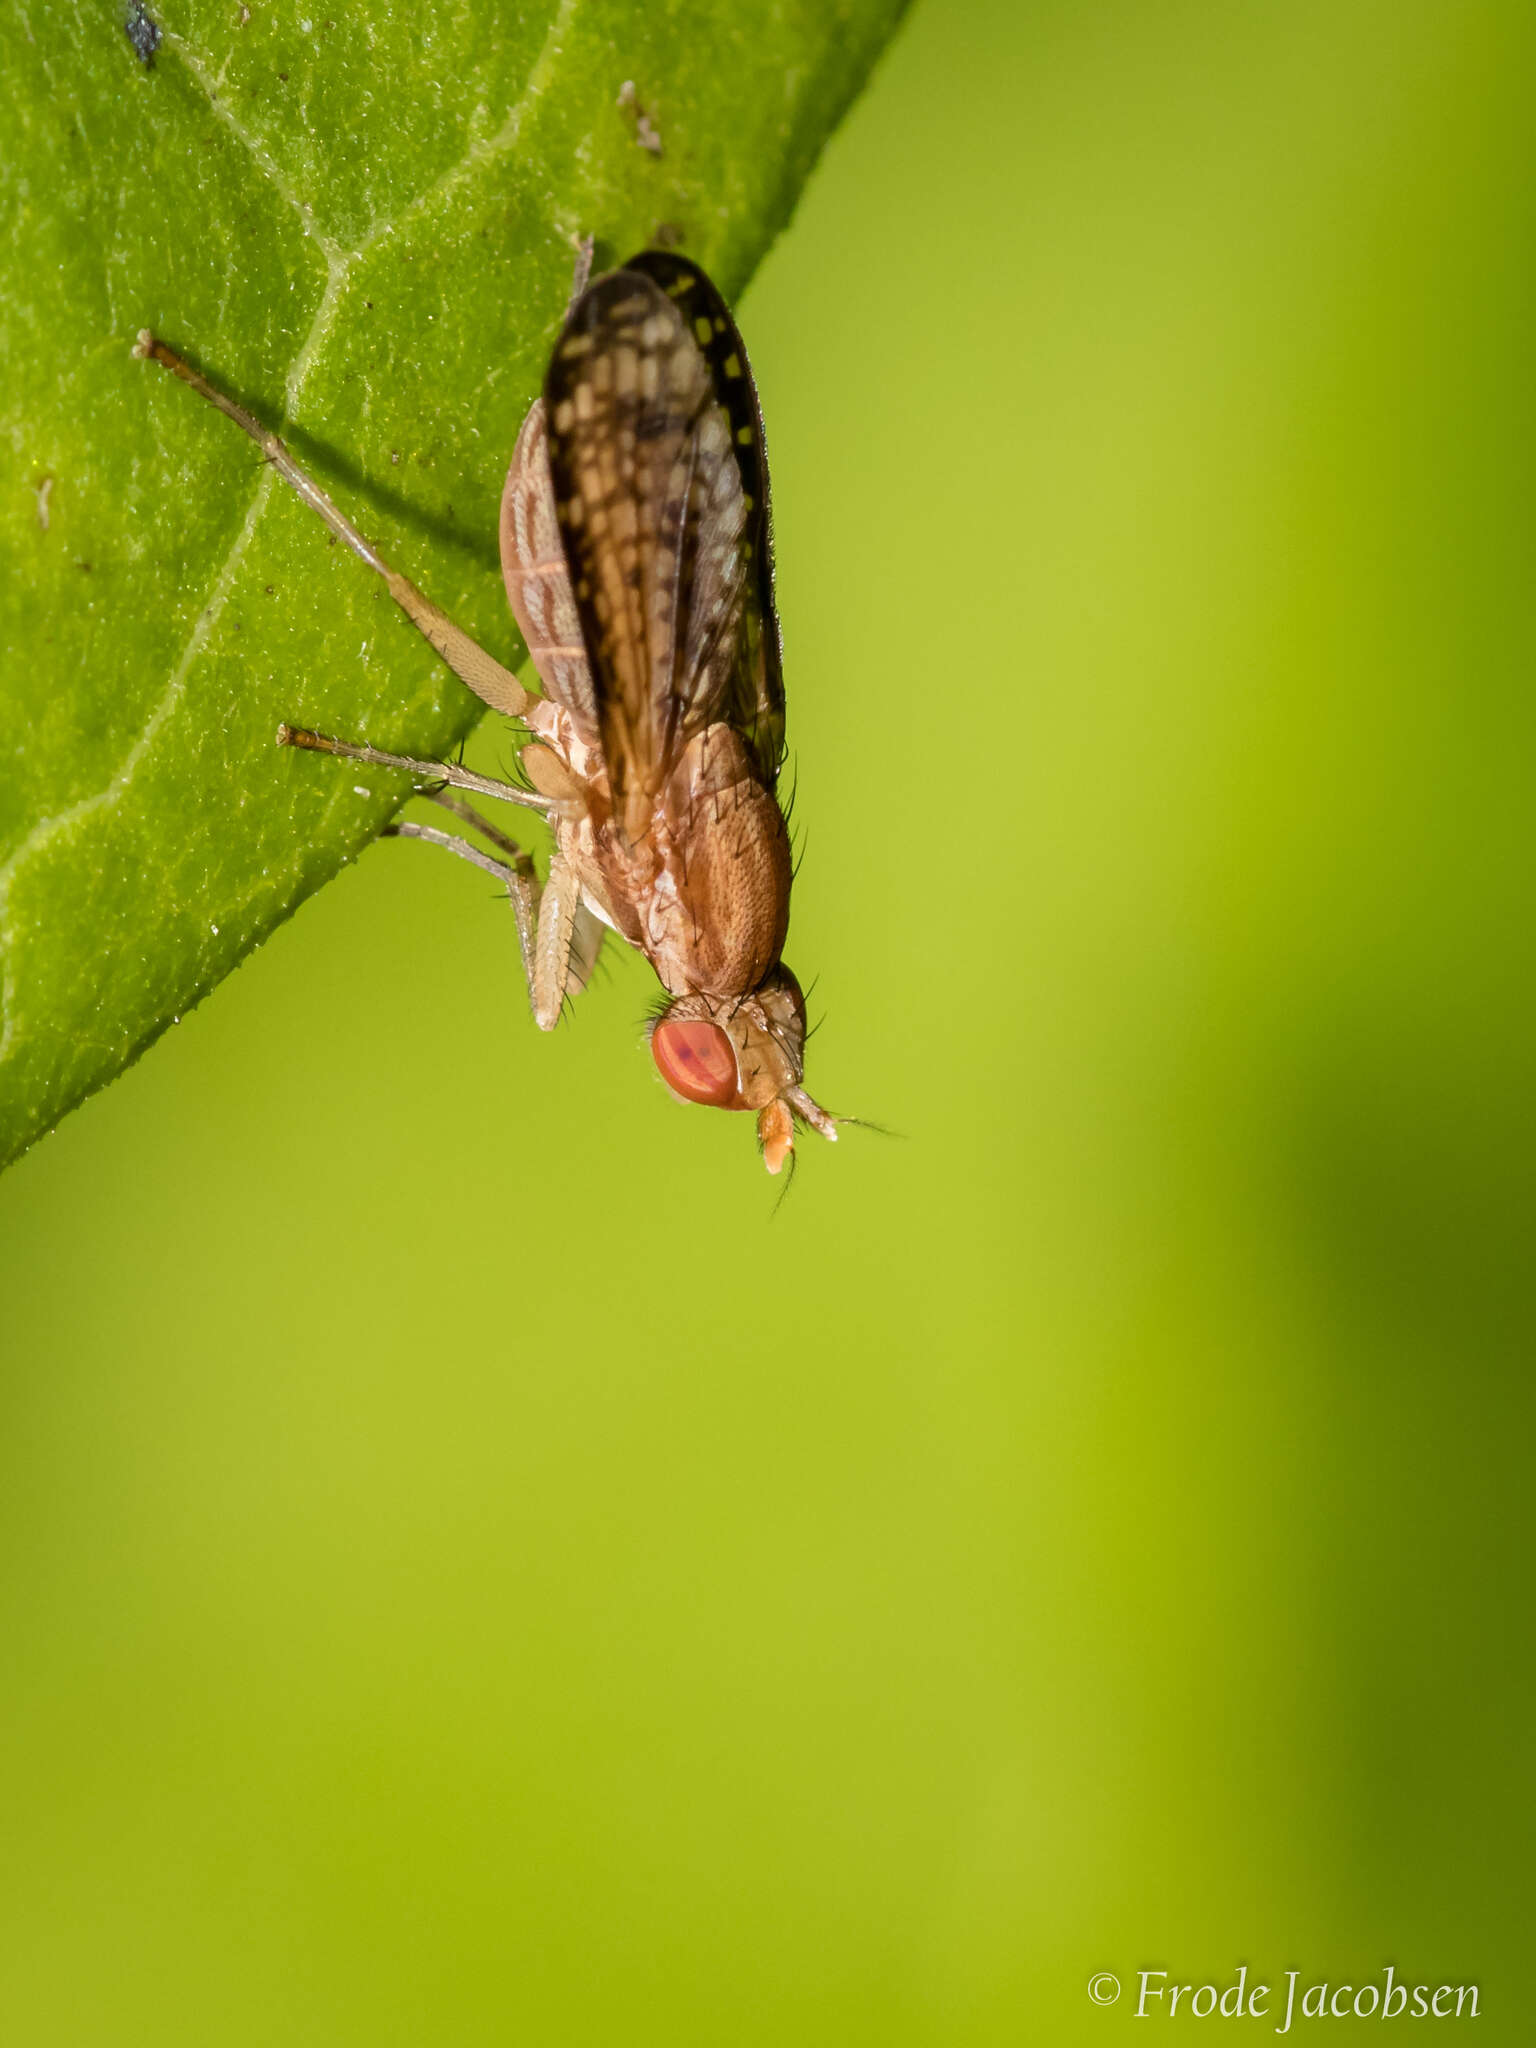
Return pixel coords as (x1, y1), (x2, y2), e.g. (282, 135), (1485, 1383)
(784, 1085), (838, 1143)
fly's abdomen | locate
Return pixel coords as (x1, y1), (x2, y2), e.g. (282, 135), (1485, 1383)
(650, 725), (790, 998)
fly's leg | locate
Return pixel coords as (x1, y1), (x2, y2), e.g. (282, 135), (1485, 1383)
(134, 332), (531, 721)
(419, 788), (538, 873)
(438, 788), (602, 1010)
(382, 819), (524, 885)
(277, 724), (552, 818)
(419, 789), (541, 988)
(531, 852), (581, 1031)
(564, 904), (606, 999)
(380, 799), (579, 1030)
(382, 817), (542, 1003)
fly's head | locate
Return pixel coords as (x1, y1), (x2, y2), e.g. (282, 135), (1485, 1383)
(649, 966), (837, 1174)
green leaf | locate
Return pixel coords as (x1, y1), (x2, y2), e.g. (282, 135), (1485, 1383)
(0, 0), (905, 1172)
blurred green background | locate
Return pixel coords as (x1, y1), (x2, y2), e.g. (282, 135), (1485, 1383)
(3, 0), (1532, 2038)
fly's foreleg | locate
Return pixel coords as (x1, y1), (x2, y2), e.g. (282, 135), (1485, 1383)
(380, 796), (578, 1031)
(382, 813), (541, 996)
(419, 788), (537, 873)
(422, 790), (541, 987)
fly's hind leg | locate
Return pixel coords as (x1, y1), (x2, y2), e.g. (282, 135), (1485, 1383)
(135, 332), (531, 722)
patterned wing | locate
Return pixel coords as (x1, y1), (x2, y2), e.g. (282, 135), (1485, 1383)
(499, 398), (599, 739)
(543, 266), (754, 842)
(623, 251), (785, 788)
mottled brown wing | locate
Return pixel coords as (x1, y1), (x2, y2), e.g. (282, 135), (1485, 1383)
(623, 251), (785, 789)
(499, 398), (600, 741)
(543, 268), (751, 843)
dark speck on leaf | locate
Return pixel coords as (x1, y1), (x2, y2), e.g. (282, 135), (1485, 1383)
(124, 1), (161, 66)
(617, 79), (664, 156)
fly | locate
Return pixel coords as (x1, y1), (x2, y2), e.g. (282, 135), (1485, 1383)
(136, 246), (838, 1173)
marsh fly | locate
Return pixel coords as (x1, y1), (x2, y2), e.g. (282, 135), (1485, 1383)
(137, 247), (839, 1174)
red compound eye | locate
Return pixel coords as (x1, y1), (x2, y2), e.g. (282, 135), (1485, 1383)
(652, 1018), (741, 1108)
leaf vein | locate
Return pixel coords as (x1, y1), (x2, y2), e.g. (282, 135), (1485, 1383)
(169, 33), (347, 269)
(0, 0), (582, 1080)
(351, 0), (581, 261)
(0, 256), (355, 1072)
